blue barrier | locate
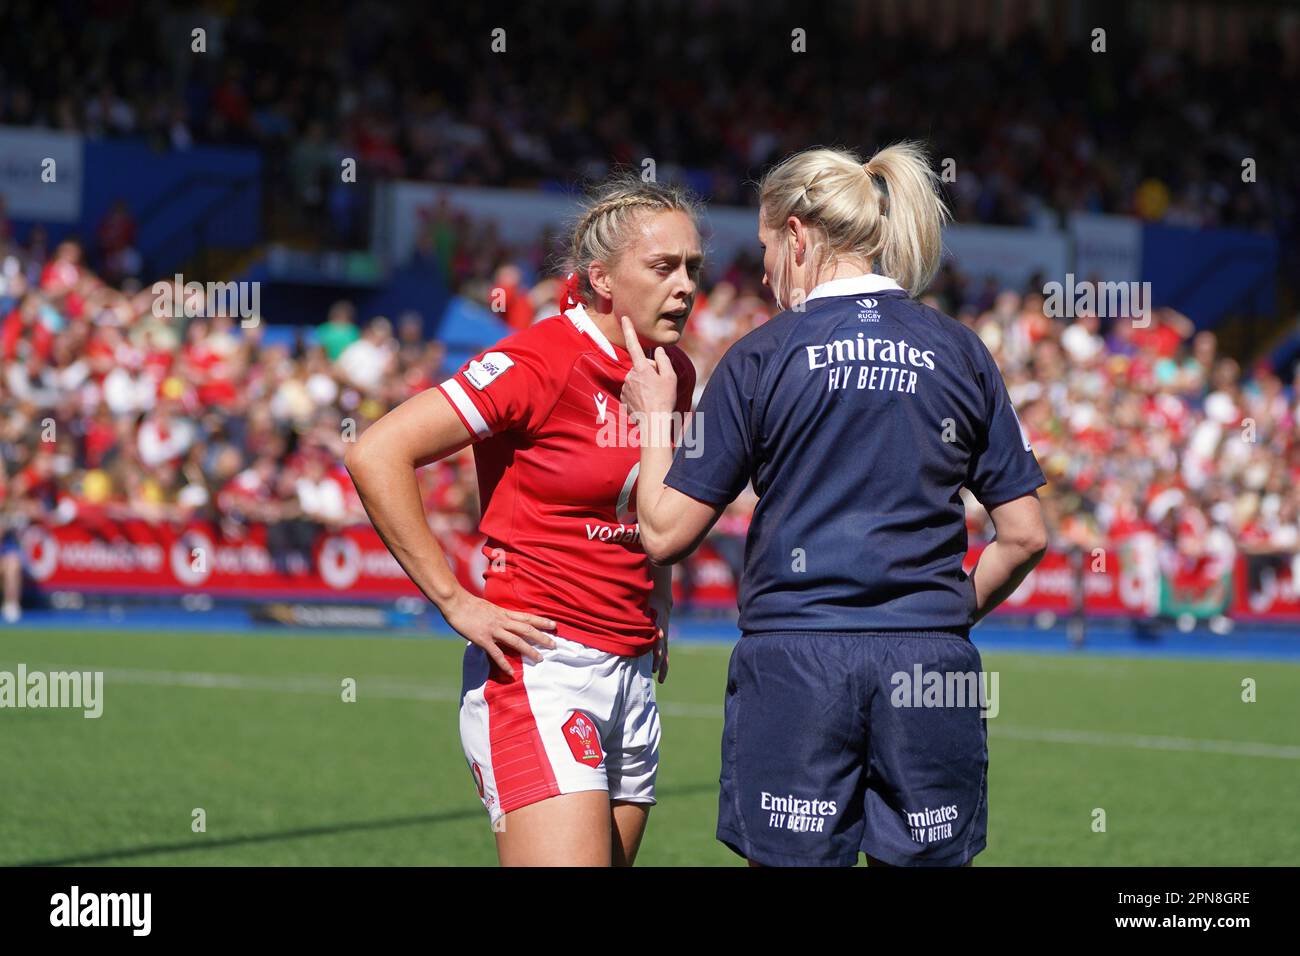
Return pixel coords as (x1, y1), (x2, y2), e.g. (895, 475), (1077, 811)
(11, 138), (262, 278)
(436, 295), (512, 370)
(1142, 222), (1277, 329)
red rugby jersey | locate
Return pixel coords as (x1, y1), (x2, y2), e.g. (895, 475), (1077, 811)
(437, 305), (696, 656)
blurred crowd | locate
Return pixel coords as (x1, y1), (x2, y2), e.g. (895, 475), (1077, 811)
(666, 268), (1300, 592)
(0, 232), (475, 619)
(4, 215), (1299, 621)
(934, 278), (1300, 587)
(2, 0), (1296, 241)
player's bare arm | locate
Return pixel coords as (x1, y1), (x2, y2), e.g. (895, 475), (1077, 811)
(344, 387), (556, 677)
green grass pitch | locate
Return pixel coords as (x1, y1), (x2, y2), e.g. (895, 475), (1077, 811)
(1, 627), (1297, 866)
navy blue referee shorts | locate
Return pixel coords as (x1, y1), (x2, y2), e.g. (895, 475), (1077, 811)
(717, 630), (989, 867)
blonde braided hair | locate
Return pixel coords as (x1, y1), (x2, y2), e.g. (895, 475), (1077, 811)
(566, 174), (702, 305)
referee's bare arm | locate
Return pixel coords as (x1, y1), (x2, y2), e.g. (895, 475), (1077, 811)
(970, 492), (1048, 623)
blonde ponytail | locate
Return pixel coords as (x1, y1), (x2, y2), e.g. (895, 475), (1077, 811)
(758, 141), (949, 298)
(863, 143), (949, 295)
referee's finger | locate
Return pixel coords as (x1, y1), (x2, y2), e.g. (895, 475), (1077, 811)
(621, 316), (648, 366)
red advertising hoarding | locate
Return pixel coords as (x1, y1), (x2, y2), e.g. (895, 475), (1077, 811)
(19, 520), (1300, 622)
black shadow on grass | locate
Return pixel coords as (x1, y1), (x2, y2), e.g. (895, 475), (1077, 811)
(12, 782), (719, 866)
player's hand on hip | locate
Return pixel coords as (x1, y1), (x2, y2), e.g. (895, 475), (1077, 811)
(648, 596), (671, 683)
(619, 316), (678, 422)
(651, 625), (669, 684)
(442, 589), (556, 678)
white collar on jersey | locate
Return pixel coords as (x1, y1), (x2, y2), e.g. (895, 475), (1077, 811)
(804, 273), (905, 303)
(564, 303), (619, 361)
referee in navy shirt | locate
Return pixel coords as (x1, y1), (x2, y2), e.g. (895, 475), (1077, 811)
(619, 142), (1048, 867)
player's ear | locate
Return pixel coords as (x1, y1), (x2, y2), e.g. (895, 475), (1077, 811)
(588, 260), (613, 305)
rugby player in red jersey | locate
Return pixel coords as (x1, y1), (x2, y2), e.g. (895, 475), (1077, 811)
(346, 176), (700, 866)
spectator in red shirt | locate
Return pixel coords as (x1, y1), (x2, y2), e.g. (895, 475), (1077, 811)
(2, 293), (54, 364)
(491, 264), (537, 331)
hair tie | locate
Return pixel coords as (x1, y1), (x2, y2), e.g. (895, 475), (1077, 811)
(557, 271), (583, 314)
(867, 168), (890, 216)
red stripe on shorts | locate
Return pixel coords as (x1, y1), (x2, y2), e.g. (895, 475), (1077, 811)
(485, 649), (560, 814)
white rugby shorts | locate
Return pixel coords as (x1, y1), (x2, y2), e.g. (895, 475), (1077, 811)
(459, 633), (660, 825)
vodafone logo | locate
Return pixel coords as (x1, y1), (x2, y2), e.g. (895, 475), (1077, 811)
(171, 529), (213, 586)
(21, 527), (59, 581)
(319, 535), (361, 589)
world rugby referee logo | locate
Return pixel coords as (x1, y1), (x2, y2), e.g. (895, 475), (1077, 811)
(855, 297), (881, 321)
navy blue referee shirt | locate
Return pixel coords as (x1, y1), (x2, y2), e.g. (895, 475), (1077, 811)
(666, 274), (1047, 633)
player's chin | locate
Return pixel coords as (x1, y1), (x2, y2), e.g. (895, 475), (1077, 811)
(653, 315), (686, 343)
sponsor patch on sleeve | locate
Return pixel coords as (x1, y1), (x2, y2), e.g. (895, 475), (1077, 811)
(464, 351), (515, 390)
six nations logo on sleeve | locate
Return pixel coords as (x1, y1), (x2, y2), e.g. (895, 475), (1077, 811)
(465, 351), (515, 389)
